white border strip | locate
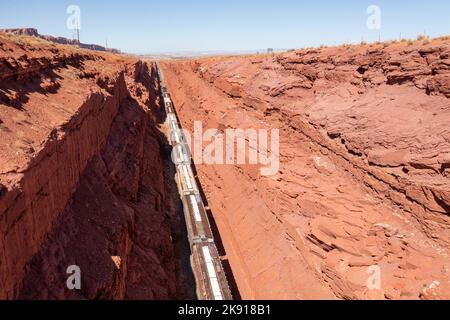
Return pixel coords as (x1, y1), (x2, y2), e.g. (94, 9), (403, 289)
(181, 165), (193, 190)
(202, 246), (224, 300)
(177, 144), (187, 163)
(173, 130), (181, 144)
(190, 195), (202, 222)
(170, 120), (179, 131)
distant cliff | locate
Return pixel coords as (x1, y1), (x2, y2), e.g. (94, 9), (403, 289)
(0, 28), (120, 53)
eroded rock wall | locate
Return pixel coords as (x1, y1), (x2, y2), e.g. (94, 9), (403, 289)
(161, 38), (450, 300)
(0, 33), (187, 299)
(18, 64), (183, 299)
(0, 73), (127, 299)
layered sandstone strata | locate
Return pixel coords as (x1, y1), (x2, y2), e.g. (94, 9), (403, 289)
(161, 37), (450, 300)
(0, 33), (188, 299)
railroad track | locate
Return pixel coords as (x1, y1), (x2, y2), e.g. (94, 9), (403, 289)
(156, 64), (233, 301)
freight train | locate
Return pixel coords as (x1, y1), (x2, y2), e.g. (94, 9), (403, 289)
(157, 67), (232, 301)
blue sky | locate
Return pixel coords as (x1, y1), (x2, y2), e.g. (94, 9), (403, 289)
(0, 0), (449, 53)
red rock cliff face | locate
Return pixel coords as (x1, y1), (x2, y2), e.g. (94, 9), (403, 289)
(18, 64), (184, 299)
(161, 37), (450, 300)
(0, 34), (187, 299)
(0, 75), (127, 299)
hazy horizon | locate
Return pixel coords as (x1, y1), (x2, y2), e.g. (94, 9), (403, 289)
(1, 0), (449, 54)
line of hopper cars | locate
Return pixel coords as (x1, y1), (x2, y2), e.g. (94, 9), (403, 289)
(158, 71), (232, 301)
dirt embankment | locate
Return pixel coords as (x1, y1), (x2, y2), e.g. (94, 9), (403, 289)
(161, 37), (450, 300)
(0, 28), (119, 53)
(0, 33), (188, 299)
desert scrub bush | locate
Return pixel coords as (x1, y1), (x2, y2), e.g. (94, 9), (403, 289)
(384, 40), (399, 48)
(341, 43), (351, 50)
(417, 34), (429, 41)
(407, 40), (415, 46)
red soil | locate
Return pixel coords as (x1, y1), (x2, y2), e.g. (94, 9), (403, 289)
(2, 29), (450, 300)
(161, 37), (450, 300)
(0, 32), (188, 299)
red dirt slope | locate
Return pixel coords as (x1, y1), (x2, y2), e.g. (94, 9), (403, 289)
(161, 37), (450, 300)
(0, 32), (188, 299)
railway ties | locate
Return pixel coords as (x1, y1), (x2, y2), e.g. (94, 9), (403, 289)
(156, 65), (233, 301)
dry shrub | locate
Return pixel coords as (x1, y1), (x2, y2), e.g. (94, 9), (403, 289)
(417, 34), (429, 41)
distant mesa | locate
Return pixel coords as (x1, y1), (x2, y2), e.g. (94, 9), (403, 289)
(0, 28), (120, 53)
